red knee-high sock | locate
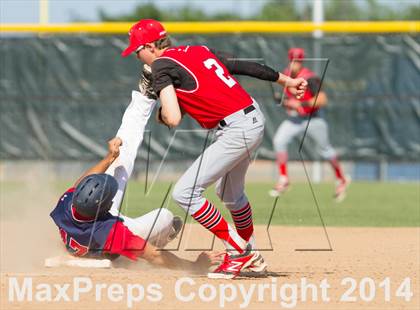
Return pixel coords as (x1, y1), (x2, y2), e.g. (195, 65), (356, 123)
(276, 152), (288, 177)
(193, 200), (245, 253)
(230, 203), (254, 242)
(330, 157), (345, 181)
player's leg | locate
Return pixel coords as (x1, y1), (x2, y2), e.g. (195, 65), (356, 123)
(306, 118), (349, 201)
(215, 157), (268, 273)
(106, 91), (156, 214)
(172, 110), (265, 255)
(271, 119), (303, 196)
(215, 157), (254, 244)
(121, 208), (181, 248)
(172, 137), (251, 255)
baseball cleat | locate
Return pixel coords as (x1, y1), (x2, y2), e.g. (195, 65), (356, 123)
(207, 244), (260, 279)
(244, 253), (268, 273)
(268, 176), (290, 197)
(168, 216), (183, 241)
(334, 175), (351, 203)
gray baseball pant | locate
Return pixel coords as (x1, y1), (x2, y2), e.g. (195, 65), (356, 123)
(273, 117), (336, 160)
(172, 102), (265, 215)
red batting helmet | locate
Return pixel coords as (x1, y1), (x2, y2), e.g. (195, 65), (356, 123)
(288, 48), (305, 61)
(121, 19), (167, 57)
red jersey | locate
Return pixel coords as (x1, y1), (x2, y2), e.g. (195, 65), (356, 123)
(283, 67), (319, 116)
(158, 45), (253, 129)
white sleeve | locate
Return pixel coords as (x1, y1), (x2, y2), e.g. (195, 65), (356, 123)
(107, 91), (157, 215)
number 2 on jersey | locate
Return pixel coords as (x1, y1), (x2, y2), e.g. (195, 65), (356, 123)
(203, 58), (237, 88)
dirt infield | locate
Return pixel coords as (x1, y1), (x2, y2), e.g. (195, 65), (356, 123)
(1, 221), (418, 310)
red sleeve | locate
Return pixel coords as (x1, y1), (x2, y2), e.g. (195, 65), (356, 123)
(103, 221), (147, 261)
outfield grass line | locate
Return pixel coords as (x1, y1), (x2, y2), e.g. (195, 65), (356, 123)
(2, 181), (419, 227)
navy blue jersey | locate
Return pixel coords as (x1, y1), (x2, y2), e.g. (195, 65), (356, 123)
(50, 188), (122, 257)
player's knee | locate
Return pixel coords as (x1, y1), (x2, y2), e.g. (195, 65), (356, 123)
(217, 192), (236, 205)
(215, 183), (224, 200)
(215, 181), (234, 203)
(321, 148), (336, 160)
(273, 136), (287, 153)
(221, 193), (248, 210)
(274, 141), (287, 153)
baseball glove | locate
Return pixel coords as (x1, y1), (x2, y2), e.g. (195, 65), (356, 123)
(138, 64), (157, 100)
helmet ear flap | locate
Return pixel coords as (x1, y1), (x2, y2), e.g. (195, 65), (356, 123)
(97, 175), (119, 216)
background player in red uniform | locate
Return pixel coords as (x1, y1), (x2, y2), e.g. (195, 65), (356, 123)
(122, 19), (307, 279)
(50, 75), (221, 272)
(270, 48), (350, 201)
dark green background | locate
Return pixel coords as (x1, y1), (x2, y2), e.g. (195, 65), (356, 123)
(1, 34), (419, 161)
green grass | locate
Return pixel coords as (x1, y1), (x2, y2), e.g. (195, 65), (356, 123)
(111, 181), (419, 227)
(2, 181), (419, 227)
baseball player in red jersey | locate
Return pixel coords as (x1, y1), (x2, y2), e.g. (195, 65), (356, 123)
(270, 48), (350, 201)
(50, 71), (221, 271)
(122, 19), (307, 279)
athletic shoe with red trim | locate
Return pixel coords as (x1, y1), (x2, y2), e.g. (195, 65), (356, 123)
(334, 175), (351, 202)
(245, 253), (268, 273)
(207, 245), (260, 279)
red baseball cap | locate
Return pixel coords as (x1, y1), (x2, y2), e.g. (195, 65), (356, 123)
(121, 19), (167, 57)
(288, 48), (305, 61)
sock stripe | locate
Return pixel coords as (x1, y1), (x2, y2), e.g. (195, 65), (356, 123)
(192, 200), (247, 254)
(230, 203), (254, 242)
(200, 207), (218, 226)
(236, 218), (253, 229)
(197, 203), (214, 219)
(230, 203), (250, 215)
(194, 201), (212, 221)
(231, 210), (252, 221)
(236, 214), (253, 225)
(231, 208), (251, 218)
(207, 213), (222, 229)
(233, 214), (252, 225)
(231, 204), (252, 224)
(194, 203), (223, 230)
(230, 208), (248, 216)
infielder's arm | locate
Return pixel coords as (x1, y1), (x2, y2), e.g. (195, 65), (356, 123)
(212, 50), (307, 99)
(158, 84), (182, 127)
(303, 91), (327, 108)
(304, 77), (328, 108)
(151, 60), (183, 128)
(72, 137), (122, 188)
